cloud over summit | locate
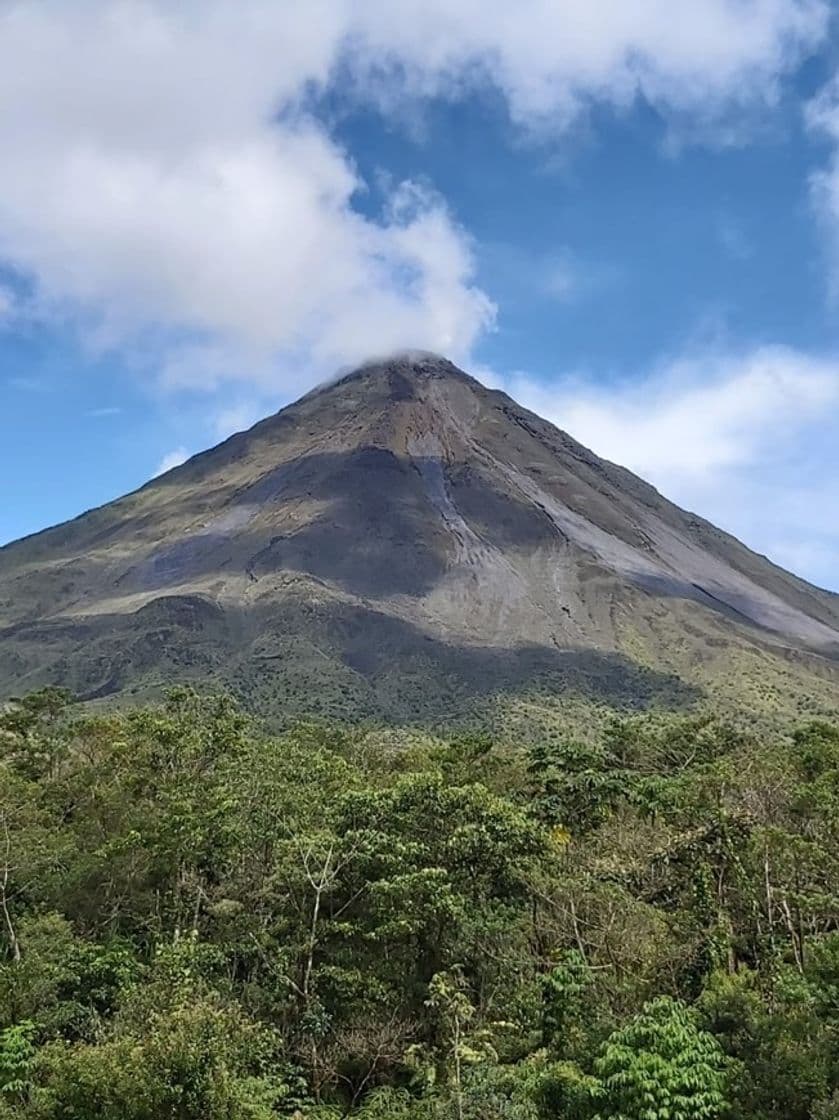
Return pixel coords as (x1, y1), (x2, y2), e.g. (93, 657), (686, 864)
(2, 0), (838, 586)
(0, 0), (827, 392)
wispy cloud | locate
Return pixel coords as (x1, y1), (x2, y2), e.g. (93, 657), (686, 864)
(1, 1), (833, 587)
(0, 0), (826, 395)
(6, 374), (49, 393)
(0, 284), (14, 320)
(213, 402), (264, 441)
(153, 447), (189, 478)
(505, 344), (839, 588)
(716, 214), (753, 261)
(806, 73), (839, 299)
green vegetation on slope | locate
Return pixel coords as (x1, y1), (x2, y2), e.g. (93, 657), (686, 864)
(1, 687), (839, 1118)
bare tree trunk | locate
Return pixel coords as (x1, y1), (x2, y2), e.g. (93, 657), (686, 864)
(780, 896), (804, 972)
(569, 894), (588, 964)
(453, 1013), (463, 1120)
(0, 817), (20, 963)
(764, 847), (774, 934)
(299, 840), (337, 1103)
(303, 843), (334, 1001)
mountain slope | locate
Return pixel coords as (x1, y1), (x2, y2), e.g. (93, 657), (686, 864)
(2, 353), (838, 733)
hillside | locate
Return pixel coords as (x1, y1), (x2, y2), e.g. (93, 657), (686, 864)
(1, 353), (838, 734)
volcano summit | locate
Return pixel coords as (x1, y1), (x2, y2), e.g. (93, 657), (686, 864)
(1, 353), (837, 733)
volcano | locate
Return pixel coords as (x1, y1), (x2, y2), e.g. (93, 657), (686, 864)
(1, 353), (837, 733)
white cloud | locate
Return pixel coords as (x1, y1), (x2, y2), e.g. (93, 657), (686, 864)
(353, 0), (826, 128)
(2, 3), (834, 587)
(0, 0), (827, 395)
(507, 345), (838, 481)
(505, 345), (839, 588)
(153, 447), (189, 477)
(806, 75), (839, 297)
(213, 401), (264, 440)
(0, 284), (14, 320)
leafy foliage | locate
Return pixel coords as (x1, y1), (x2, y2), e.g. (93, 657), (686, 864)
(0, 688), (837, 1117)
(593, 996), (728, 1120)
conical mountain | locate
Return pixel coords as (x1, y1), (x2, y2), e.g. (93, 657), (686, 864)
(1, 353), (837, 733)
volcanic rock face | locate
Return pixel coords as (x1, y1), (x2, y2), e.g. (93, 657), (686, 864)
(1, 353), (838, 731)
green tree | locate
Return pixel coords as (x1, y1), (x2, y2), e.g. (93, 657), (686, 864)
(593, 996), (729, 1120)
(0, 1021), (35, 1111)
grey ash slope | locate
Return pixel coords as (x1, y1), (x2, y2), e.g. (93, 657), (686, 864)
(1, 353), (838, 732)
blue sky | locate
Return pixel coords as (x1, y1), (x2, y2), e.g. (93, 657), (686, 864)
(1, 1), (839, 590)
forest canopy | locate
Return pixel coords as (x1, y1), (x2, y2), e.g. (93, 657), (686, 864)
(1, 687), (838, 1119)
